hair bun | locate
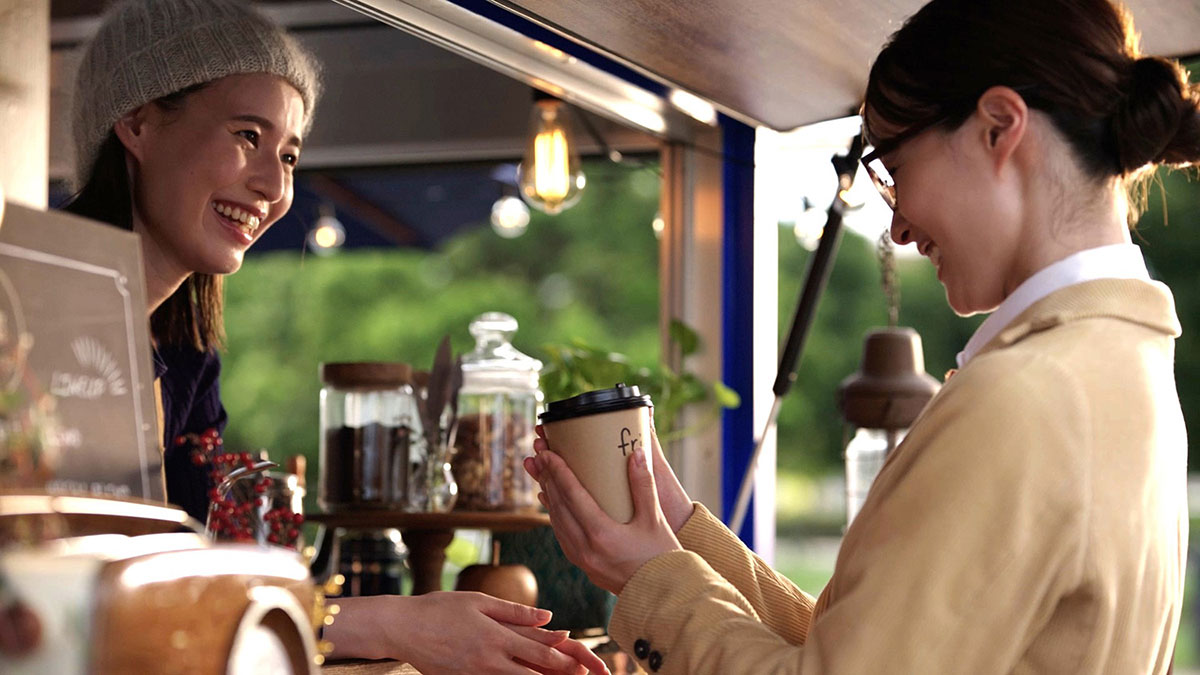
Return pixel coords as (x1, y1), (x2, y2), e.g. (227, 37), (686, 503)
(1111, 56), (1200, 173)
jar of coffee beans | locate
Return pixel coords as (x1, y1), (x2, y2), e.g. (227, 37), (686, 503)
(318, 362), (420, 511)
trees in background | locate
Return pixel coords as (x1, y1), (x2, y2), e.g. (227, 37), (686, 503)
(221, 150), (1200, 505)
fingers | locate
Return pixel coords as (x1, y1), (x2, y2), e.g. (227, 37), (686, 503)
(515, 657), (583, 675)
(536, 451), (613, 565)
(513, 637), (611, 675)
(626, 446), (661, 524)
(503, 623), (569, 646)
(528, 425), (550, 482)
(553, 638), (612, 675)
(537, 450), (610, 527)
(525, 454), (542, 482)
(502, 627), (585, 674)
(496, 660), (541, 675)
(538, 460), (592, 562)
(643, 416), (694, 533)
(476, 594), (553, 627)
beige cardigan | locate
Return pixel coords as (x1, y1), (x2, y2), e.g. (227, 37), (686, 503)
(609, 278), (1188, 674)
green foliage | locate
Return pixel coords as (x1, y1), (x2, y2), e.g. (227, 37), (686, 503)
(538, 320), (741, 442)
(773, 224), (985, 475)
(221, 160), (663, 507)
(221, 96), (1200, 501)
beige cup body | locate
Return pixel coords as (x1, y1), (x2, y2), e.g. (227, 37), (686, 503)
(543, 407), (652, 523)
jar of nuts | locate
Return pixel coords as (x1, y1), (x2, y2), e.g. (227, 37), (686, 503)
(452, 312), (542, 511)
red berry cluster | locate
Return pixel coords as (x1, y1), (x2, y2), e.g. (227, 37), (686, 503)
(174, 428), (304, 549)
(264, 508), (305, 546)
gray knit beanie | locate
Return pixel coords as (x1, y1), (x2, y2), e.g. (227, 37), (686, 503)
(72, 0), (322, 186)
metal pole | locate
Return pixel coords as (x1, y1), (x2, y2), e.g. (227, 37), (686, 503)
(728, 132), (864, 535)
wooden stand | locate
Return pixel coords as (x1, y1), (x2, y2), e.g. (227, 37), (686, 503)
(307, 510), (550, 595)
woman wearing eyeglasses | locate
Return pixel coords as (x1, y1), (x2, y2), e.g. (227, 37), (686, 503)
(526, 0), (1199, 672)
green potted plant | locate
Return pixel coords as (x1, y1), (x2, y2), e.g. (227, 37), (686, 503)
(538, 319), (741, 442)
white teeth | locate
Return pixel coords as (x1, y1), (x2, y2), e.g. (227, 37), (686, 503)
(212, 201), (260, 235)
(928, 245), (942, 267)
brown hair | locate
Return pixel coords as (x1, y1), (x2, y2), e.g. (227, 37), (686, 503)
(65, 84), (225, 352)
(863, 0), (1200, 179)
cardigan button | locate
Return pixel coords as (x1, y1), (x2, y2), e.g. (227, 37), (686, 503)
(648, 650), (664, 671)
(633, 639), (650, 660)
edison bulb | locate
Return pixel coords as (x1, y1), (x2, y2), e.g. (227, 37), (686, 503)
(517, 98), (585, 214)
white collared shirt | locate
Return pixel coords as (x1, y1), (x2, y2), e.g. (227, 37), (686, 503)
(956, 243), (1151, 368)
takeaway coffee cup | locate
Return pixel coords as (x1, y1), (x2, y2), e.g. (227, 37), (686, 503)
(538, 384), (653, 523)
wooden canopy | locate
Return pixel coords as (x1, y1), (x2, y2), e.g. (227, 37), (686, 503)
(495, 0), (1200, 130)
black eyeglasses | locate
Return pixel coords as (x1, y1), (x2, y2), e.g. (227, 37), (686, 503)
(860, 114), (950, 212)
(861, 85), (1043, 211)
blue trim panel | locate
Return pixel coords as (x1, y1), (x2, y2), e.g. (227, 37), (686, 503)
(444, 0), (668, 96)
(719, 114), (757, 546)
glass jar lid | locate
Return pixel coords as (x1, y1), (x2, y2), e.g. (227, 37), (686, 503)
(461, 312), (542, 392)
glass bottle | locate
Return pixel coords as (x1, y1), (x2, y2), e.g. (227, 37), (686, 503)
(452, 312), (543, 511)
(844, 427), (905, 525)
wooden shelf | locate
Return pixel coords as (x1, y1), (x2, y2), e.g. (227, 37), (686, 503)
(308, 509), (550, 532)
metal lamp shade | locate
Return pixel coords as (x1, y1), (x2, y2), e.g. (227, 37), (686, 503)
(837, 327), (941, 430)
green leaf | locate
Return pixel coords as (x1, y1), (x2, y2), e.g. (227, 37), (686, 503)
(712, 381), (742, 409)
(669, 319), (700, 357)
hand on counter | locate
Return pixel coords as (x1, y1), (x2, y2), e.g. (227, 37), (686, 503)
(325, 592), (609, 675)
(526, 427), (684, 595)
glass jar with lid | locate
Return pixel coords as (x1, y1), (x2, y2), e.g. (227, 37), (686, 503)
(319, 362), (421, 511)
(452, 312), (542, 511)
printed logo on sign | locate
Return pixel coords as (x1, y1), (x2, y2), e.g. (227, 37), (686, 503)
(618, 427), (641, 456)
(50, 336), (128, 400)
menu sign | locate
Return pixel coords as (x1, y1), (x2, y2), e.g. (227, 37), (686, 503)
(0, 202), (162, 501)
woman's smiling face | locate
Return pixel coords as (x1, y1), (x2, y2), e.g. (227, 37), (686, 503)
(118, 72), (306, 282)
(878, 107), (1028, 317)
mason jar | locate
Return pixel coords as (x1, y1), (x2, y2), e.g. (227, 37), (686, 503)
(318, 362), (418, 511)
(452, 313), (542, 511)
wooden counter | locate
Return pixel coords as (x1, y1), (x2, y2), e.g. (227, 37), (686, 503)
(323, 659), (420, 674)
(308, 510), (550, 532)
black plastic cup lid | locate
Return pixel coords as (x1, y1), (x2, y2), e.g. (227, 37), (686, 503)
(539, 383), (652, 423)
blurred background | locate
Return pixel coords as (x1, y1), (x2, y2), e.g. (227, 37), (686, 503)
(41, 0), (1200, 666)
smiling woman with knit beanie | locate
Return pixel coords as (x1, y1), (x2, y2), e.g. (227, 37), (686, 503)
(62, 1), (606, 673)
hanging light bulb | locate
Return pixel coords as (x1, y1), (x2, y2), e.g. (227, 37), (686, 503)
(490, 195), (531, 238)
(517, 91), (585, 214)
(792, 197), (826, 251)
(307, 203), (345, 255)
(651, 211), (665, 240)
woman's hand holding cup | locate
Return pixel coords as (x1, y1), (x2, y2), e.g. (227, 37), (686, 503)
(526, 426), (683, 595)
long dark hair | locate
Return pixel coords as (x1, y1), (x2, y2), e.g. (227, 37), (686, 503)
(64, 84), (224, 352)
(863, 0), (1200, 181)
